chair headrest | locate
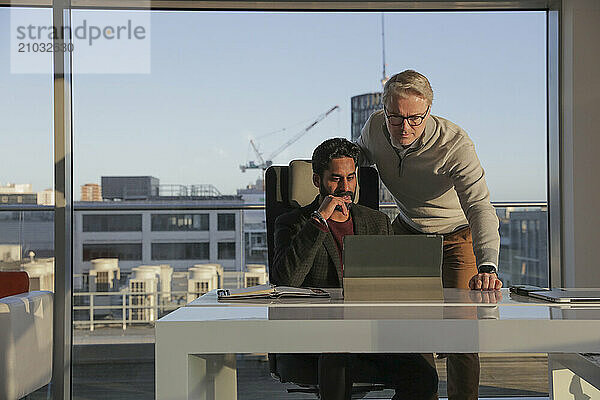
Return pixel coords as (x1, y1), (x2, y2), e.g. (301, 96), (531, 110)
(288, 159), (360, 208)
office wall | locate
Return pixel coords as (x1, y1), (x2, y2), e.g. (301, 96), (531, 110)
(561, 0), (600, 287)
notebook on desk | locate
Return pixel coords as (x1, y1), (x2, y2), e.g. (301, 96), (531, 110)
(342, 235), (444, 301)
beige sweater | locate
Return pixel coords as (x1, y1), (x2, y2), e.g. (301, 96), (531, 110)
(356, 110), (500, 268)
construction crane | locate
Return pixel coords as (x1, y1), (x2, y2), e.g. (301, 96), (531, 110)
(240, 105), (340, 172)
(381, 13), (389, 88)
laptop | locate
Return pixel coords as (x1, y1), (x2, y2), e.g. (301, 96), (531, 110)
(527, 289), (600, 303)
(342, 235), (443, 301)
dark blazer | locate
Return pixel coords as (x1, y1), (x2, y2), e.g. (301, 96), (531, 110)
(272, 197), (392, 288)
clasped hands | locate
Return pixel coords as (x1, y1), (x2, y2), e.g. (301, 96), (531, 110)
(316, 195), (352, 220)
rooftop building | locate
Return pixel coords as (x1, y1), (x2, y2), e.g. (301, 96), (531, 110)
(0, 183), (37, 205)
(81, 183), (102, 202)
(101, 176), (160, 200)
(0, 183), (33, 194)
(37, 189), (55, 206)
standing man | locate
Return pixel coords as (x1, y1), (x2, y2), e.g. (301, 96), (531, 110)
(356, 70), (501, 400)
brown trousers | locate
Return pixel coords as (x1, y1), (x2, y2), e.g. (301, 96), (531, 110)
(393, 218), (480, 400)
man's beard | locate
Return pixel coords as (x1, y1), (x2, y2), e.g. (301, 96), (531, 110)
(319, 183), (355, 203)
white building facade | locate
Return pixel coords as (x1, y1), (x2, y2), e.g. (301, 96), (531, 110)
(73, 200), (244, 279)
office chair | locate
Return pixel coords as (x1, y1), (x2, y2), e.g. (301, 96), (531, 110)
(265, 160), (384, 399)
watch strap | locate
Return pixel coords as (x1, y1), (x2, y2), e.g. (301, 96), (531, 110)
(311, 210), (327, 226)
(477, 264), (498, 275)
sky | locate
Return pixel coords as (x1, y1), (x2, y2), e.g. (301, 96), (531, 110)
(0, 9), (547, 201)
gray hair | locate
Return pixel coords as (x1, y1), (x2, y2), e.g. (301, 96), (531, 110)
(383, 70), (434, 108)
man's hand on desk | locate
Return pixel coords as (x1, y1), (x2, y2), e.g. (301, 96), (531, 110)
(468, 288), (503, 304)
(468, 273), (502, 291)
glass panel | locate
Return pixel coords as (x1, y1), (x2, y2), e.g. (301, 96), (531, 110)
(82, 243), (142, 261)
(218, 213), (236, 231)
(1, 6), (54, 397)
(151, 242), (209, 260)
(83, 214), (143, 232)
(69, 9), (548, 400)
(496, 206), (548, 287)
(101, 177), (159, 200)
(0, 211), (55, 271)
(381, 205), (550, 287)
(0, 211), (55, 399)
(151, 213), (209, 231)
(218, 242), (236, 260)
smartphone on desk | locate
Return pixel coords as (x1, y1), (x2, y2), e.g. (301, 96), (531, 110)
(509, 285), (550, 296)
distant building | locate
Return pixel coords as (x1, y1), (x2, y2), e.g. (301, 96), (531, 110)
(237, 178), (267, 266)
(0, 212), (54, 262)
(73, 196), (244, 287)
(0, 193), (37, 205)
(81, 184), (102, 202)
(351, 93), (383, 141)
(236, 178), (264, 200)
(101, 176), (160, 200)
(502, 208), (548, 287)
(237, 178), (264, 194)
(0, 183), (37, 205)
(0, 183), (33, 194)
(37, 189), (55, 206)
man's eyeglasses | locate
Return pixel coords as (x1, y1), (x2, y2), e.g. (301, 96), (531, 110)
(384, 105), (430, 127)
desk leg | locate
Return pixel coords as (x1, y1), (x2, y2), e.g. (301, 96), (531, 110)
(548, 354), (600, 400)
(189, 354), (237, 400)
(156, 348), (237, 400)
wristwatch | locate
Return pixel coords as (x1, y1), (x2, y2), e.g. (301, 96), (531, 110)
(311, 210), (327, 226)
(477, 264), (498, 275)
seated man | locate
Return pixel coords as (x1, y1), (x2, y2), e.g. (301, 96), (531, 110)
(272, 138), (438, 400)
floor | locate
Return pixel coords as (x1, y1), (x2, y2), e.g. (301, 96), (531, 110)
(28, 345), (549, 399)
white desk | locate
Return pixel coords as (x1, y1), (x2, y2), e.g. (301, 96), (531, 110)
(155, 289), (600, 400)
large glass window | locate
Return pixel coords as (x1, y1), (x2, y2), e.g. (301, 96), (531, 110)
(151, 213), (209, 231)
(62, 7), (548, 400)
(151, 242), (209, 260)
(0, 194), (38, 204)
(0, 210), (55, 267)
(0, 3), (555, 400)
(83, 214), (143, 232)
(82, 243), (142, 261)
(218, 242), (236, 260)
(1, 7), (54, 397)
(217, 213), (236, 231)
